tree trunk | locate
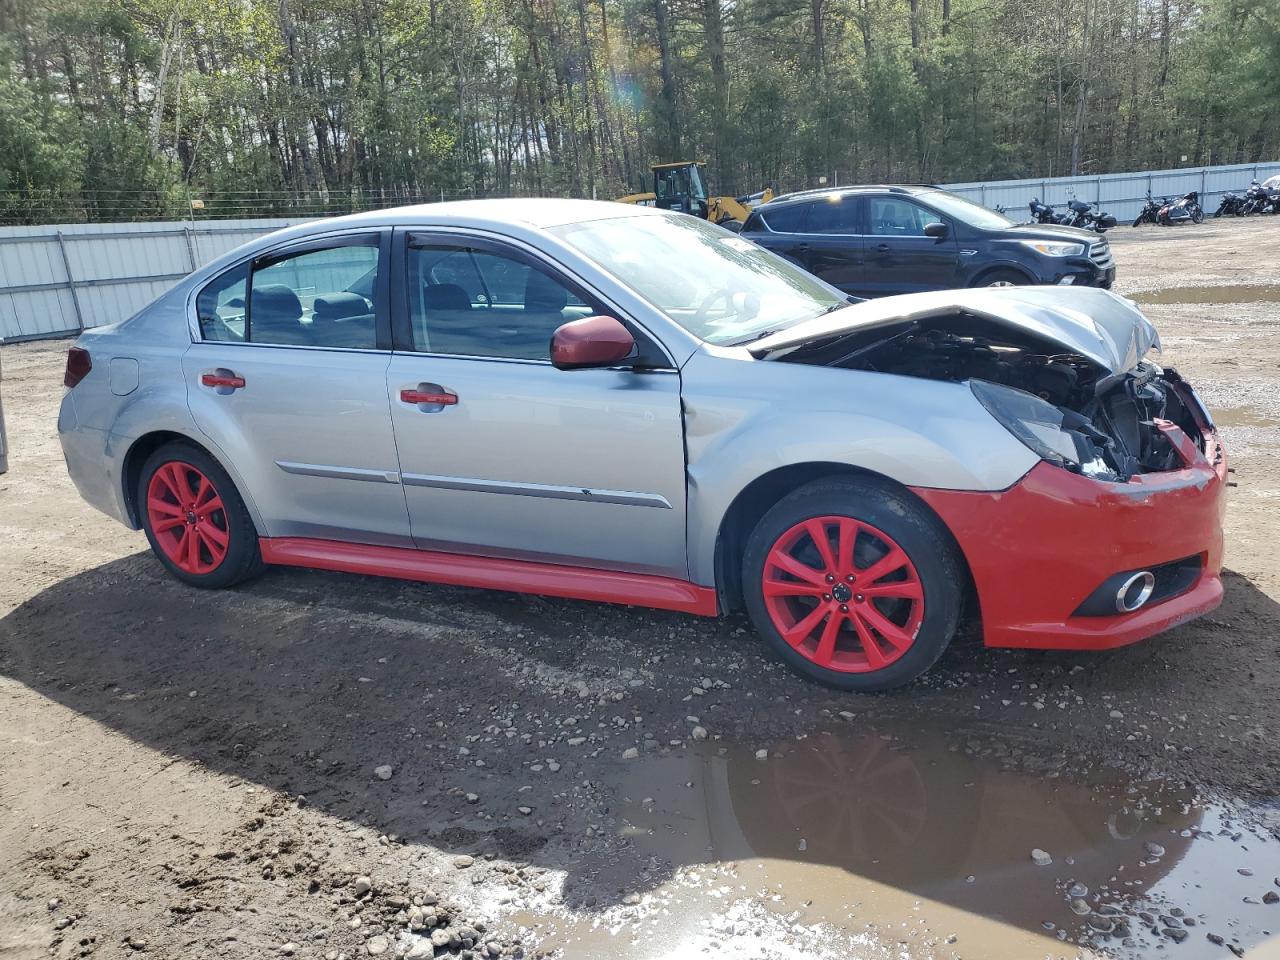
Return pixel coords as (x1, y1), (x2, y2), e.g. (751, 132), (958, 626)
(654, 0), (680, 157)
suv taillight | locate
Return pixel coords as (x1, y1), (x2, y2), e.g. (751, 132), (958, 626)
(64, 347), (92, 388)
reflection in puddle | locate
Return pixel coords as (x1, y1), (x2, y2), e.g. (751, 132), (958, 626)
(1136, 284), (1280, 305)
(515, 734), (1280, 959)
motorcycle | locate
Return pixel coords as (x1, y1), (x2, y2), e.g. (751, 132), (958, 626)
(1213, 192), (1246, 217)
(1132, 193), (1163, 227)
(1241, 182), (1270, 214)
(1158, 191), (1204, 226)
(1065, 198), (1117, 232)
(1028, 197), (1070, 225)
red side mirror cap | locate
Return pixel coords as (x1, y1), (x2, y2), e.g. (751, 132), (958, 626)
(550, 316), (636, 370)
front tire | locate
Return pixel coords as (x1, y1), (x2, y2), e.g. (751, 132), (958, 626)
(972, 268), (1027, 288)
(139, 441), (263, 589)
(741, 477), (964, 692)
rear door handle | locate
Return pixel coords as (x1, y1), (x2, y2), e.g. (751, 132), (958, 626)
(875, 243), (891, 252)
(201, 371), (245, 390)
(400, 387), (458, 407)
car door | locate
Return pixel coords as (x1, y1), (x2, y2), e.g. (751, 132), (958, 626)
(183, 230), (413, 546)
(384, 230), (689, 578)
(862, 197), (961, 295)
(792, 194), (864, 293)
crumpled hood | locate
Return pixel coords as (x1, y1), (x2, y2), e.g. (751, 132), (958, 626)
(750, 287), (1160, 375)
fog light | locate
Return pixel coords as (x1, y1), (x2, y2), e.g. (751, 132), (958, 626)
(1057, 276), (1076, 285)
(1115, 571), (1156, 613)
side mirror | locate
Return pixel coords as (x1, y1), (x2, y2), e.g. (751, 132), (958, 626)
(551, 316), (636, 370)
(923, 221), (949, 239)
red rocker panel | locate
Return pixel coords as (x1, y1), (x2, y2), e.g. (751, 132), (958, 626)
(259, 537), (719, 617)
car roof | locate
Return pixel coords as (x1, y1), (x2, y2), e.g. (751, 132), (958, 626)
(291, 197), (663, 233)
(765, 184), (942, 207)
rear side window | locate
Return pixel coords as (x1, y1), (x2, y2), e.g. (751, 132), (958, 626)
(196, 236), (381, 349)
(758, 203), (808, 233)
(197, 263), (248, 342)
(805, 195), (860, 234)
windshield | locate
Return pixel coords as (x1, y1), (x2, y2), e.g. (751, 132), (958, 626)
(920, 190), (1017, 230)
(549, 214), (846, 344)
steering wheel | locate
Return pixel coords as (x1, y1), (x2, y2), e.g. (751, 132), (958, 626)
(695, 287), (735, 324)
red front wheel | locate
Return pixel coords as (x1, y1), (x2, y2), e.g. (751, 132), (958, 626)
(139, 442), (263, 588)
(743, 477), (963, 691)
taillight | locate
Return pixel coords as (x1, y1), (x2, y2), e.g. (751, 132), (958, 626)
(64, 347), (92, 388)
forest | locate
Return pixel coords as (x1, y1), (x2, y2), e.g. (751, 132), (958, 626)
(0, 0), (1277, 223)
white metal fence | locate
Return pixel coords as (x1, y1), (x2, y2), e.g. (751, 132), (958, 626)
(0, 218), (305, 343)
(942, 160), (1280, 223)
(1, 159), (1278, 343)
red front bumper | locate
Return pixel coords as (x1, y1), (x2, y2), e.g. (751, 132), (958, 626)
(911, 431), (1227, 650)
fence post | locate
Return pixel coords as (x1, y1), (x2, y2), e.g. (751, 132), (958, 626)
(55, 231), (86, 332)
(182, 224), (199, 271)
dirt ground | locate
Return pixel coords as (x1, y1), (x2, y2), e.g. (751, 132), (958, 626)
(2, 218), (1279, 960)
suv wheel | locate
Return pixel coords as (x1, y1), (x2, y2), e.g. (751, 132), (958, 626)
(742, 477), (963, 692)
(139, 441), (264, 589)
(974, 269), (1027, 288)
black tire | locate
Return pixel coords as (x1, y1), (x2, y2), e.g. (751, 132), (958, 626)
(138, 440), (264, 589)
(1133, 215), (1147, 227)
(972, 268), (1028, 288)
(741, 476), (964, 692)
(1192, 207), (1204, 224)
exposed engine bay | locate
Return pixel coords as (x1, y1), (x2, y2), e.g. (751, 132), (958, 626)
(773, 311), (1212, 481)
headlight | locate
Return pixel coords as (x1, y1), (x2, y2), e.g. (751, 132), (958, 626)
(1018, 239), (1085, 257)
(970, 380), (1116, 479)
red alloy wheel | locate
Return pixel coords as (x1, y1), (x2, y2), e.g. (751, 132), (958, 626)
(761, 516), (925, 673)
(146, 461), (231, 575)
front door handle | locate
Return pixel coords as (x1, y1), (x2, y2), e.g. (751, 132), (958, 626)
(401, 385), (458, 407)
(201, 370), (245, 390)
(875, 243), (891, 252)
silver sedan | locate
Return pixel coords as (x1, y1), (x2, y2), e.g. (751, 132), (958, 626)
(58, 200), (1226, 690)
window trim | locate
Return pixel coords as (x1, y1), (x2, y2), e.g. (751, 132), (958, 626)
(190, 227), (393, 353)
(390, 227), (676, 370)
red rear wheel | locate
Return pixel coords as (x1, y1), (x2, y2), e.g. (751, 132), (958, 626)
(762, 517), (924, 673)
(138, 441), (263, 589)
(146, 461), (231, 575)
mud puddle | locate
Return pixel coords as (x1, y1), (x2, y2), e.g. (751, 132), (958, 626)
(1213, 406), (1279, 429)
(510, 733), (1279, 959)
(1136, 284), (1280, 306)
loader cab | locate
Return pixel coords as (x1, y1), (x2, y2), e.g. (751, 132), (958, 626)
(653, 162), (709, 219)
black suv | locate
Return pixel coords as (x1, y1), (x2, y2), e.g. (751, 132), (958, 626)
(740, 185), (1115, 297)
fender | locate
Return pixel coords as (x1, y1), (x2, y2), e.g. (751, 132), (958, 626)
(678, 350), (1038, 586)
(105, 347), (269, 536)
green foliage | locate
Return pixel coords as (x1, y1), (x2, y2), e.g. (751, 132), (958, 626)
(0, 0), (1275, 222)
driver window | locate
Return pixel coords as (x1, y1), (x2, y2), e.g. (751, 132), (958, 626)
(407, 243), (598, 361)
(868, 198), (932, 237)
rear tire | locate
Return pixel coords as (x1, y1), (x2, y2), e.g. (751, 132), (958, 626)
(741, 477), (964, 692)
(138, 441), (264, 589)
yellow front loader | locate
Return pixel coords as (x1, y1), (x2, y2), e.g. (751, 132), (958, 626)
(617, 161), (774, 230)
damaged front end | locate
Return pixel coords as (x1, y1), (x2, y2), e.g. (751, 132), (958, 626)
(757, 292), (1214, 482)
